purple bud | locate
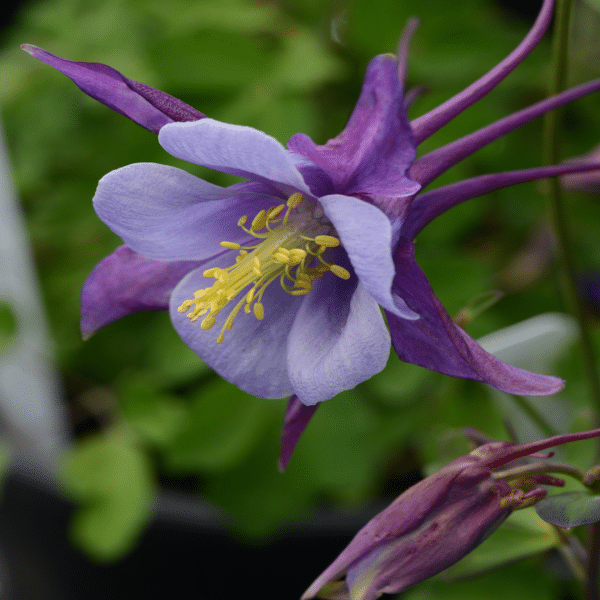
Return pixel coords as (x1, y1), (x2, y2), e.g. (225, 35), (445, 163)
(302, 428), (600, 600)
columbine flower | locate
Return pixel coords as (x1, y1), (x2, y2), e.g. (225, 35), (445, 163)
(22, 0), (600, 420)
(301, 428), (600, 600)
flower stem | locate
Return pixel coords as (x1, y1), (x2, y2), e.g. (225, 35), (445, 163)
(509, 394), (558, 438)
(543, 0), (600, 425)
(543, 0), (600, 597)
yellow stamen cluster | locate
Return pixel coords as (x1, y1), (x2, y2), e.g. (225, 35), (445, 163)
(177, 193), (350, 343)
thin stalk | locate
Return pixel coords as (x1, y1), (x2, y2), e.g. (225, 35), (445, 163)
(543, 0), (600, 424)
(542, 0), (600, 597)
(510, 394), (558, 438)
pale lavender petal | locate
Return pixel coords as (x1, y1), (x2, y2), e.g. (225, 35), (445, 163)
(159, 119), (311, 197)
(169, 263), (298, 399)
(403, 162), (600, 239)
(410, 0), (554, 144)
(287, 277), (391, 406)
(387, 238), (565, 395)
(319, 194), (418, 320)
(80, 246), (200, 339)
(288, 55), (419, 199)
(278, 395), (319, 472)
(93, 163), (278, 260)
(22, 45), (203, 133)
(411, 78), (600, 186)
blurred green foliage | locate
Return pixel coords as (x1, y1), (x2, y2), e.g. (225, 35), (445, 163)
(2, 0), (600, 597)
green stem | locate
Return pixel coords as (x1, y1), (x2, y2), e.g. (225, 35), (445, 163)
(510, 394), (558, 438)
(543, 1), (600, 597)
(543, 0), (600, 424)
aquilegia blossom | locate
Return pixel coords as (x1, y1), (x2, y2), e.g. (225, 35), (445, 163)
(22, 0), (600, 418)
(302, 427), (600, 600)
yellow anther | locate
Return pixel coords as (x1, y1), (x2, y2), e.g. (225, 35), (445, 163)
(203, 267), (220, 278)
(201, 315), (216, 330)
(246, 288), (255, 304)
(289, 249), (307, 261)
(216, 333), (225, 344)
(274, 252), (290, 264)
(267, 204), (285, 220)
(314, 235), (340, 248)
(330, 265), (351, 280)
(237, 215), (248, 227)
(177, 299), (194, 313)
(220, 241), (241, 249)
(251, 210), (267, 231)
(254, 302), (265, 320)
(244, 304), (251, 314)
(287, 193), (303, 209)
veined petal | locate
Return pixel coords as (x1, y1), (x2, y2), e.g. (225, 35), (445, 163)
(318, 194), (418, 320)
(288, 55), (419, 199)
(287, 278), (391, 406)
(80, 246), (200, 339)
(93, 163), (278, 260)
(169, 263), (297, 399)
(22, 45), (204, 133)
(159, 119), (311, 197)
(387, 238), (564, 396)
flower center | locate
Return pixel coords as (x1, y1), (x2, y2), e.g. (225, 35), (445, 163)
(177, 193), (350, 343)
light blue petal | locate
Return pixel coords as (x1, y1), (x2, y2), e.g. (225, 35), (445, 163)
(169, 262), (298, 399)
(93, 163), (276, 260)
(287, 279), (391, 406)
(159, 119), (311, 197)
(318, 194), (418, 320)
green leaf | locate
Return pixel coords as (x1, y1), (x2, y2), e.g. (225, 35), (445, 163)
(60, 435), (154, 561)
(119, 376), (187, 447)
(536, 491), (600, 529)
(162, 378), (277, 473)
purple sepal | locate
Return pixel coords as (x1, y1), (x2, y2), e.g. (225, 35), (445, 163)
(287, 55), (419, 201)
(387, 238), (564, 396)
(22, 45), (204, 133)
(80, 245), (200, 339)
(278, 395), (319, 472)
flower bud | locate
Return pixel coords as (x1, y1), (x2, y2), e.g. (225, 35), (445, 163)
(303, 428), (600, 600)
